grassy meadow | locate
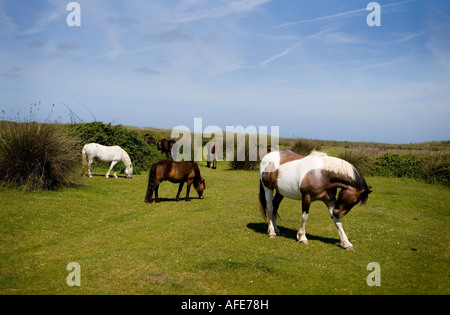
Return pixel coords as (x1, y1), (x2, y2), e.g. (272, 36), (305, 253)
(1, 160), (449, 295)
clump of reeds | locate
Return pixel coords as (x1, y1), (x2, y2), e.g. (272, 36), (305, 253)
(0, 119), (79, 191)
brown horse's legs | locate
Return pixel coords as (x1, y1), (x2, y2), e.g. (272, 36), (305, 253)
(185, 180), (192, 201)
(176, 182), (184, 201)
(154, 184), (161, 203)
(145, 180), (154, 203)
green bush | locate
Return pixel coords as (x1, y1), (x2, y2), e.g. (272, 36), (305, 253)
(374, 153), (423, 178)
(0, 122), (79, 190)
(66, 122), (165, 174)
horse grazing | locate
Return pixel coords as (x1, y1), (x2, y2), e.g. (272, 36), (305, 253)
(82, 143), (133, 179)
(259, 150), (372, 250)
(157, 139), (176, 159)
(206, 140), (219, 169)
(145, 160), (206, 203)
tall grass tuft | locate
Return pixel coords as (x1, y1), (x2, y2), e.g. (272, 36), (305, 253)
(0, 122), (79, 190)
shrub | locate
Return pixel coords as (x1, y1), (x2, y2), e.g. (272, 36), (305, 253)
(0, 122), (79, 190)
(422, 154), (450, 186)
(337, 150), (374, 176)
(291, 139), (322, 156)
(228, 144), (260, 171)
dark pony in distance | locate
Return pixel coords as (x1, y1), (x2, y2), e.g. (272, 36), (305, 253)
(145, 160), (206, 203)
(157, 139), (176, 159)
(259, 150), (372, 250)
(147, 136), (156, 145)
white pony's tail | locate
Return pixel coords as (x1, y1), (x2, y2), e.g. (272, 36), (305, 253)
(81, 145), (88, 176)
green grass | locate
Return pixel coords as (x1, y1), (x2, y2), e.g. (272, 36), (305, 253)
(0, 162), (449, 295)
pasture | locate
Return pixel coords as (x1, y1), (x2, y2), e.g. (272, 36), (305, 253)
(1, 162), (449, 295)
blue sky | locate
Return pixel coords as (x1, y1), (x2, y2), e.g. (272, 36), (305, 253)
(0, 0), (449, 143)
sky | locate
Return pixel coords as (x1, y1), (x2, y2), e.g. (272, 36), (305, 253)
(0, 0), (449, 143)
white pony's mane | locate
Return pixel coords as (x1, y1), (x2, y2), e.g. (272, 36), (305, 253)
(308, 150), (355, 180)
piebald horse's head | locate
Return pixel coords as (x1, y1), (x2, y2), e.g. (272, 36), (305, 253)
(333, 185), (372, 218)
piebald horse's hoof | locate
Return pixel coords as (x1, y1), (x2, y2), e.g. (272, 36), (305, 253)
(344, 246), (355, 251)
(299, 240), (309, 245)
(269, 235), (277, 239)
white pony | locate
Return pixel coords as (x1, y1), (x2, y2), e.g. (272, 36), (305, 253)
(82, 143), (133, 179)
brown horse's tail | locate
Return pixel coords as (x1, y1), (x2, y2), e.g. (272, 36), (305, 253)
(145, 163), (157, 203)
(81, 145), (88, 176)
(259, 180), (268, 221)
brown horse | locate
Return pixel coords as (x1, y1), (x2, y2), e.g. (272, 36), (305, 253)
(145, 160), (206, 203)
(259, 150), (372, 250)
(157, 139), (176, 159)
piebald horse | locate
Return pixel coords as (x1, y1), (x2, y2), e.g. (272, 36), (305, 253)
(82, 143), (133, 179)
(206, 139), (219, 169)
(259, 150), (372, 250)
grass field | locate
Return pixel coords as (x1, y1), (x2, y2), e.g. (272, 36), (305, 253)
(0, 162), (449, 295)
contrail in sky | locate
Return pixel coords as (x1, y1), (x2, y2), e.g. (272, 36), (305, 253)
(274, 0), (415, 28)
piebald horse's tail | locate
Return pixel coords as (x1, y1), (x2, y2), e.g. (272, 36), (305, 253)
(258, 180), (268, 221)
(81, 145), (88, 176)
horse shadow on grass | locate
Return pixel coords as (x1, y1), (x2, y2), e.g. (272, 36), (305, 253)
(86, 174), (130, 179)
(246, 223), (341, 248)
(151, 197), (203, 203)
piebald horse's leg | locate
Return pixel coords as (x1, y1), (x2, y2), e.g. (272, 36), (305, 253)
(297, 197), (310, 244)
(106, 160), (118, 179)
(272, 192), (283, 235)
(327, 201), (354, 250)
(263, 187), (277, 238)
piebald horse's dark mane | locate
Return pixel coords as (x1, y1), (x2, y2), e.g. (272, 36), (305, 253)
(325, 166), (370, 204)
(352, 167), (370, 204)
